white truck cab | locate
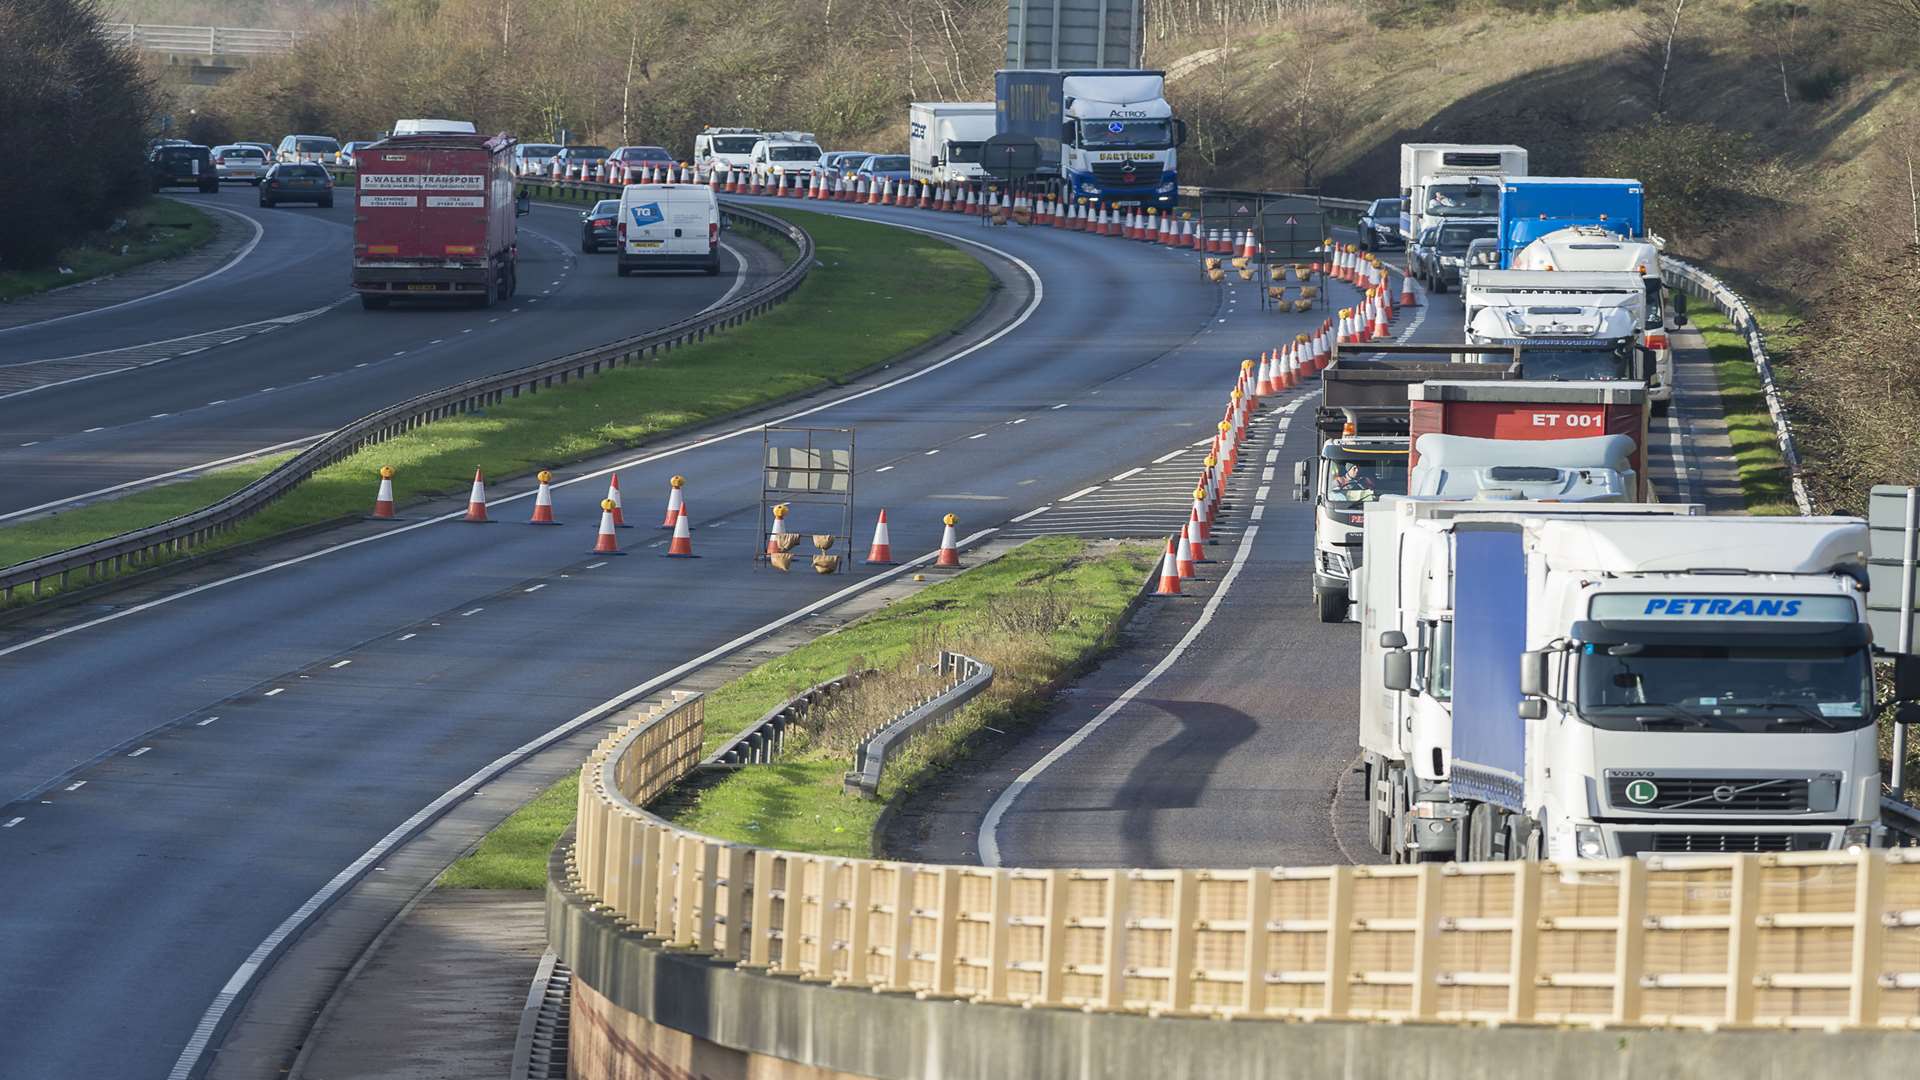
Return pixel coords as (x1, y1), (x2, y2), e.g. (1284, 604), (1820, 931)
(1509, 226), (1681, 409)
(1462, 269), (1658, 390)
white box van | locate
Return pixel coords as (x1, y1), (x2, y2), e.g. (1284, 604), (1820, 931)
(616, 184), (721, 276)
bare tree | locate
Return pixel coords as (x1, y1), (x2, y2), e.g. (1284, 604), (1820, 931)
(1746, 0), (1807, 108)
(1629, 0), (1690, 115)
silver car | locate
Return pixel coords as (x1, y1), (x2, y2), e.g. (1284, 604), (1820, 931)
(211, 144), (268, 184)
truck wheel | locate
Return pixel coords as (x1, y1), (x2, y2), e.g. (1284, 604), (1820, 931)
(1467, 803), (1496, 862)
(1315, 586), (1346, 623)
(1652, 398), (1671, 417)
(360, 295), (388, 311)
(1364, 758), (1388, 856)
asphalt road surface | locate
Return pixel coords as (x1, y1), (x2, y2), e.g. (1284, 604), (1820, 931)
(0, 199), (1386, 1079)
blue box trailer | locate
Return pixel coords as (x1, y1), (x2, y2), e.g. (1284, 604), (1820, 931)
(1447, 523), (1528, 811)
(995, 70), (1067, 174)
(1497, 177), (1645, 268)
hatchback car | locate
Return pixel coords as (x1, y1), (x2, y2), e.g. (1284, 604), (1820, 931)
(855, 154), (912, 186)
(211, 144), (269, 184)
(581, 199), (621, 253)
(1357, 197), (1403, 251)
(1413, 219), (1497, 292)
(149, 144), (219, 193)
(553, 145), (612, 180)
(259, 163), (334, 207)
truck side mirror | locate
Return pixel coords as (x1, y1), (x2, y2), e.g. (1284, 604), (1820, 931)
(1174, 118), (1189, 147)
(1292, 460), (1311, 500)
(1384, 650), (1415, 693)
(1380, 630), (1407, 649)
(1518, 650), (1550, 697)
(1896, 653), (1920, 699)
(516, 189), (530, 217)
(1671, 290), (1689, 326)
(930, 156), (943, 167)
(1061, 121), (1076, 147)
(1518, 699), (1547, 720)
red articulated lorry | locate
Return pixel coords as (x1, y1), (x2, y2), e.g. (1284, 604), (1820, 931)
(352, 124), (518, 309)
(1406, 380), (1650, 500)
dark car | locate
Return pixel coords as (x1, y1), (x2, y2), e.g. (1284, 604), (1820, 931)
(1413, 219), (1497, 293)
(553, 145), (612, 180)
(1357, 197), (1403, 251)
(580, 198), (620, 253)
(855, 154), (912, 185)
(149, 144), (219, 193)
(259, 162), (334, 208)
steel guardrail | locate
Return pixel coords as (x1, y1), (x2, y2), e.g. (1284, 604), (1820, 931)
(103, 23), (305, 56)
(0, 202), (812, 604)
(702, 671), (867, 769)
(844, 650), (993, 796)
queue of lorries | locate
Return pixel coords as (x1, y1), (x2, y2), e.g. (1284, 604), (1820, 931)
(1302, 141), (1916, 863)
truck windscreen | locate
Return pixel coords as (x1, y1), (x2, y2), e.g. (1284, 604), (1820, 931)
(946, 141), (984, 163)
(1577, 644), (1871, 732)
(1082, 120), (1172, 149)
(1321, 456), (1408, 506)
(715, 137), (759, 154)
(1518, 344), (1634, 381)
(1426, 183), (1499, 217)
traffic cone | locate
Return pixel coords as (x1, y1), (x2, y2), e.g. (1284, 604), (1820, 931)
(659, 475), (684, 528)
(370, 465), (396, 519)
(1175, 527), (1196, 579)
(590, 499), (624, 555)
(1401, 266), (1418, 308)
(1240, 358), (1259, 404)
(1256, 351), (1275, 396)
(935, 513), (961, 568)
(529, 469), (561, 525)
(865, 509), (895, 565)
(1373, 292), (1391, 339)
(1155, 537), (1181, 596)
(603, 473), (631, 528)
(1240, 229), (1258, 262)
(767, 502), (791, 555)
(664, 507), (696, 557)
(463, 469), (492, 523)
(1188, 508), (1209, 563)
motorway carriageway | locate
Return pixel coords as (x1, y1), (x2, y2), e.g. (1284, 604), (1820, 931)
(0, 186), (771, 520)
(0, 196), (1390, 1078)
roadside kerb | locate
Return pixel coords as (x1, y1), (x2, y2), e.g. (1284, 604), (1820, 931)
(0, 202), (811, 604)
(843, 650), (993, 797)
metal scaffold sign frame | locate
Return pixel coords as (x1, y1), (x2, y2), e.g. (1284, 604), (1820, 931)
(1197, 190), (1330, 313)
(760, 426), (855, 573)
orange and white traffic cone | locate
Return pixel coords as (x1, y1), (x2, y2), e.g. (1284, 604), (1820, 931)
(370, 465), (396, 519)
(865, 509), (895, 565)
(766, 502), (791, 555)
(463, 469), (491, 523)
(664, 507), (696, 557)
(1240, 358), (1259, 404)
(529, 469), (561, 525)
(1240, 229), (1258, 262)
(1188, 507), (1209, 563)
(1190, 485), (1211, 542)
(1400, 266), (1418, 308)
(1175, 527), (1196, 579)
(590, 499), (624, 555)
(606, 473), (630, 528)
(1154, 537), (1182, 596)
(1372, 291), (1391, 339)
(659, 475), (684, 528)
(935, 512), (961, 568)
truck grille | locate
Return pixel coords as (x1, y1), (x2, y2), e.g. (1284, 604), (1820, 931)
(1090, 162), (1162, 188)
(1607, 776), (1810, 812)
(1651, 832), (1798, 853)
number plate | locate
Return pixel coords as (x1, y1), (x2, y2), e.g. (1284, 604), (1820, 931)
(406, 283), (439, 292)
(630, 240), (663, 248)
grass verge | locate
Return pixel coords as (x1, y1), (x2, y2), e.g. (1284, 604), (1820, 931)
(0, 207), (990, 604)
(0, 198), (217, 303)
(440, 537), (1154, 887)
(1691, 309), (1797, 515)
(0, 454), (291, 570)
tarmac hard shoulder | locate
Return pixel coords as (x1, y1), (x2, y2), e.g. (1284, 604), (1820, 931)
(0, 202), (250, 333)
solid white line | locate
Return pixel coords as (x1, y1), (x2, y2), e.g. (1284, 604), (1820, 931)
(0, 433), (330, 524)
(329, 659), (351, 669)
(2, 817), (21, 828)
(398, 633), (417, 641)
(165, 525), (998, 1080)
(1110, 467), (1143, 482)
(263, 688), (284, 697)
(979, 521), (1264, 866)
(1059, 486), (1099, 503)
(1151, 449), (1186, 465)
(128, 746), (152, 757)
(0, 223), (1045, 664)
(524, 583), (546, 593)
(65, 781), (86, 791)
(460, 607), (483, 617)
(0, 202), (265, 339)
(83, 426), (104, 433)
(924, 449), (940, 456)
(1009, 418), (1027, 425)
(1009, 505), (1051, 523)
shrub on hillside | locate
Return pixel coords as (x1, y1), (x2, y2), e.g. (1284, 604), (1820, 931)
(1582, 122), (1758, 242)
(0, 0), (157, 271)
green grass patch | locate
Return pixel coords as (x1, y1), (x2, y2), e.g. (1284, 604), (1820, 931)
(1692, 310), (1797, 515)
(0, 207), (991, 606)
(439, 538), (1153, 885)
(438, 774), (579, 889)
(0, 198), (216, 303)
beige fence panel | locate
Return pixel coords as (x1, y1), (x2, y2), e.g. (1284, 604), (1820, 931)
(562, 691), (1920, 1032)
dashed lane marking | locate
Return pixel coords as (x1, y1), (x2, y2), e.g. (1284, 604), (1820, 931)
(969, 433), (988, 440)
(1059, 486), (1100, 502)
(128, 747), (152, 757)
(460, 607), (484, 617)
(197, 717), (218, 726)
(3, 817), (23, 828)
(1010, 505), (1051, 523)
(1050, 403), (1069, 410)
(263, 688), (284, 697)
(1151, 448), (1186, 464)
(65, 781), (85, 792)
(329, 660), (351, 669)
(1110, 467), (1143, 482)
(524, 583), (546, 593)
(398, 633), (417, 641)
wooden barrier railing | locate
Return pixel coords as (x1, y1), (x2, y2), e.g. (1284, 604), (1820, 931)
(569, 692), (1920, 1029)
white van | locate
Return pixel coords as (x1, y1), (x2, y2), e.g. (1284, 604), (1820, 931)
(693, 127), (763, 174)
(749, 138), (823, 183)
(616, 184), (721, 276)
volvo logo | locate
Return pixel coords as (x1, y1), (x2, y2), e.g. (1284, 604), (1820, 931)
(1623, 779), (1659, 805)
(1711, 785), (1737, 803)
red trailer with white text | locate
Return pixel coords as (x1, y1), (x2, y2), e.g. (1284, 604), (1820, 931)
(352, 129), (517, 309)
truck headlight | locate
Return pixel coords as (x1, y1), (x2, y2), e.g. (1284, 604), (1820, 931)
(1842, 824), (1878, 850)
(1084, 184), (1102, 195)
(1440, 255), (1461, 266)
(1158, 181), (1175, 193)
(1574, 824), (1606, 859)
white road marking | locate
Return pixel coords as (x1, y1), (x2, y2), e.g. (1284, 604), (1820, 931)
(18, 441), (37, 447)
(1261, 467), (1274, 482)
(391, 352), (405, 358)
(0, 225), (1046, 664)
(150, 413), (170, 419)
(1256, 484), (1271, 501)
(83, 426), (104, 433)
(969, 433), (988, 440)
(206, 400), (225, 406)
(429, 339), (443, 345)
(128, 746), (152, 757)
(875, 465), (894, 473)
(263, 688), (284, 697)
(197, 717), (218, 726)
(1059, 486), (1100, 502)
(259, 387), (276, 393)
(1266, 450), (1279, 464)
(1250, 505), (1265, 521)
(524, 583), (546, 593)
(1151, 449), (1186, 464)
(329, 660), (352, 669)
(354, 363), (368, 368)
(1110, 467), (1143, 482)
(398, 633), (417, 641)
(2, 817), (22, 828)
(1009, 418), (1027, 425)
(585, 561), (607, 570)
(1050, 403), (1069, 410)
(167, 525), (1000, 1080)
(0, 433), (330, 524)
(460, 607), (484, 617)
(924, 449), (940, 456)
(1009, 505), (1051, 523)
(65, 781), (86, 791)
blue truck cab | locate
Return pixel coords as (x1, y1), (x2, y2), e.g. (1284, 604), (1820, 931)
(1496, 177), (1645, 268)
(994, 69), (1184, 209)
